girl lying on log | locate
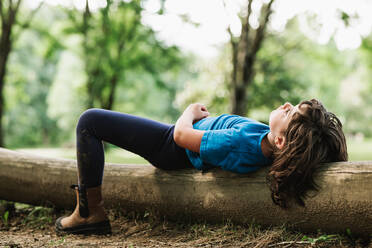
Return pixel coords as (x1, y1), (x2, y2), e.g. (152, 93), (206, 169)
(55, 99), (348, 235)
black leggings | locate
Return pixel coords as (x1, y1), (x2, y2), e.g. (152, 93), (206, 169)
(76, 108), (193, 187)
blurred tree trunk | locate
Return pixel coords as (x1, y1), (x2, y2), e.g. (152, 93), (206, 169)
(228, 0), (275, 115)
(0, 0), (22, 147)
(81, 0), (94, 109)
(66, 0), (184, 113)
(100, 3), (127, 110)
(70, 0), (139, 110)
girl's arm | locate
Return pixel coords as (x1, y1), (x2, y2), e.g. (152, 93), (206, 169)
(174, 103), (210, 153)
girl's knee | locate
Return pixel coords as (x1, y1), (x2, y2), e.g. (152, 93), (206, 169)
(77, 108), (102, 130)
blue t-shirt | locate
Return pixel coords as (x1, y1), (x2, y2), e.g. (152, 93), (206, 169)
(185, 114), (272, 173)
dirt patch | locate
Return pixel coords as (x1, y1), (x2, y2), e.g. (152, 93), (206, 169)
(0, 202), (370, 248)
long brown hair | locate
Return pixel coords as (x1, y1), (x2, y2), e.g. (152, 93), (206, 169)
(267, 99), (348, 208)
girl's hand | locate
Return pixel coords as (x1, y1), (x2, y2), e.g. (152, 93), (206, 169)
(184, 103), (210, 123)
(174, 103), (209, 152)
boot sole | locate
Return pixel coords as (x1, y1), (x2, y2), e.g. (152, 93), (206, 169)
(55, 218), (111, 235)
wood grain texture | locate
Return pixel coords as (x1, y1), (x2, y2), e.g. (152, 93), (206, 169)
(0, 148), (371, 237)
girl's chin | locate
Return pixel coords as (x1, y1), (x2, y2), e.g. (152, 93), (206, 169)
(268, 116), (273, 128)
(268, 111), (275, 122)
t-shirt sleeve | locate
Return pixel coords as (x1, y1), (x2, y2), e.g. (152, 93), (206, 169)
(199, 123), (268, 173)
(199, 128), (235, 166)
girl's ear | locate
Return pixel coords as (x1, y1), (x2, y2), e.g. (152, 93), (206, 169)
(274, 135), (286, 150)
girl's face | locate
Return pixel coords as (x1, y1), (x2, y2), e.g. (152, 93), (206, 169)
(269, 102), (299, 137)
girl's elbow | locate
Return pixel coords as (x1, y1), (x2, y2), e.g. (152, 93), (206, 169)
(173, 127), (203, 153)
(173, 130), (190, 150)
(173, 129), (183, 145)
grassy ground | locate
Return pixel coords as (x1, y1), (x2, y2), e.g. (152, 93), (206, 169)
(15, 146), (149, 165)
(346, 138), (372, 161)
(0, 201), (370, 248)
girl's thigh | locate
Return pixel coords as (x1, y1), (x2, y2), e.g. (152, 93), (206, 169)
(79, 108), (192, 170)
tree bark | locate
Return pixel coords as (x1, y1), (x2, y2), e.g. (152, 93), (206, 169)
(102, 28), (126, 110)
(103, 73), (118, 110)
(0, 0), (22, 147)
(229, 0), (275, 115)
(0, 148), (371, 237)
(78, 0), (125, 111)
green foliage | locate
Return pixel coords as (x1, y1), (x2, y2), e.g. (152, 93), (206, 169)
(175, 47), (232, 116)
(4, 1), (192, 147)
(301, 234), (338, 244)
(3, 1), (372, 149)
(22, 206), (53, 229)
(63, 0), (187, 115)
(346, 228), (352, 237)
(250, 18), (352, 117)
(249, 28), (307, 112)
(2, 210), (9, 226)
(49, 237), (66, 246)
(4, 4), (66, 148)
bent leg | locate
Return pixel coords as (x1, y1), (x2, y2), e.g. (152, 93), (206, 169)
(56, 108), (193, 234)
(76, 108), (192, 188)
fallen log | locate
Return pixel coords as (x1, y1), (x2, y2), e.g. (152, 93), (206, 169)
(0, 148), (371, 237)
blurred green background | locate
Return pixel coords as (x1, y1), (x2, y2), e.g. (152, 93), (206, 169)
(1, 0), (371, 163)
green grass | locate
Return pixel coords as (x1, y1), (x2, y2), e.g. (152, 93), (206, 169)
(347, 138), (372, 161)
(15, 147), (149, 164)
(14, 138), (372, 164)
(1, 200), (362, 247)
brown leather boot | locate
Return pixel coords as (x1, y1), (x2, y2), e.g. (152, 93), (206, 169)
(55, 185), (111, 235)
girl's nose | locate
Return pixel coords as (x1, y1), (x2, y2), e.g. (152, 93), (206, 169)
(280, 102), (293, 110)
(283, 102), (293, 108)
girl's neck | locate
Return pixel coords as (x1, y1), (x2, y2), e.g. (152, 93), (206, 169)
(261, 132), (275, 158)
